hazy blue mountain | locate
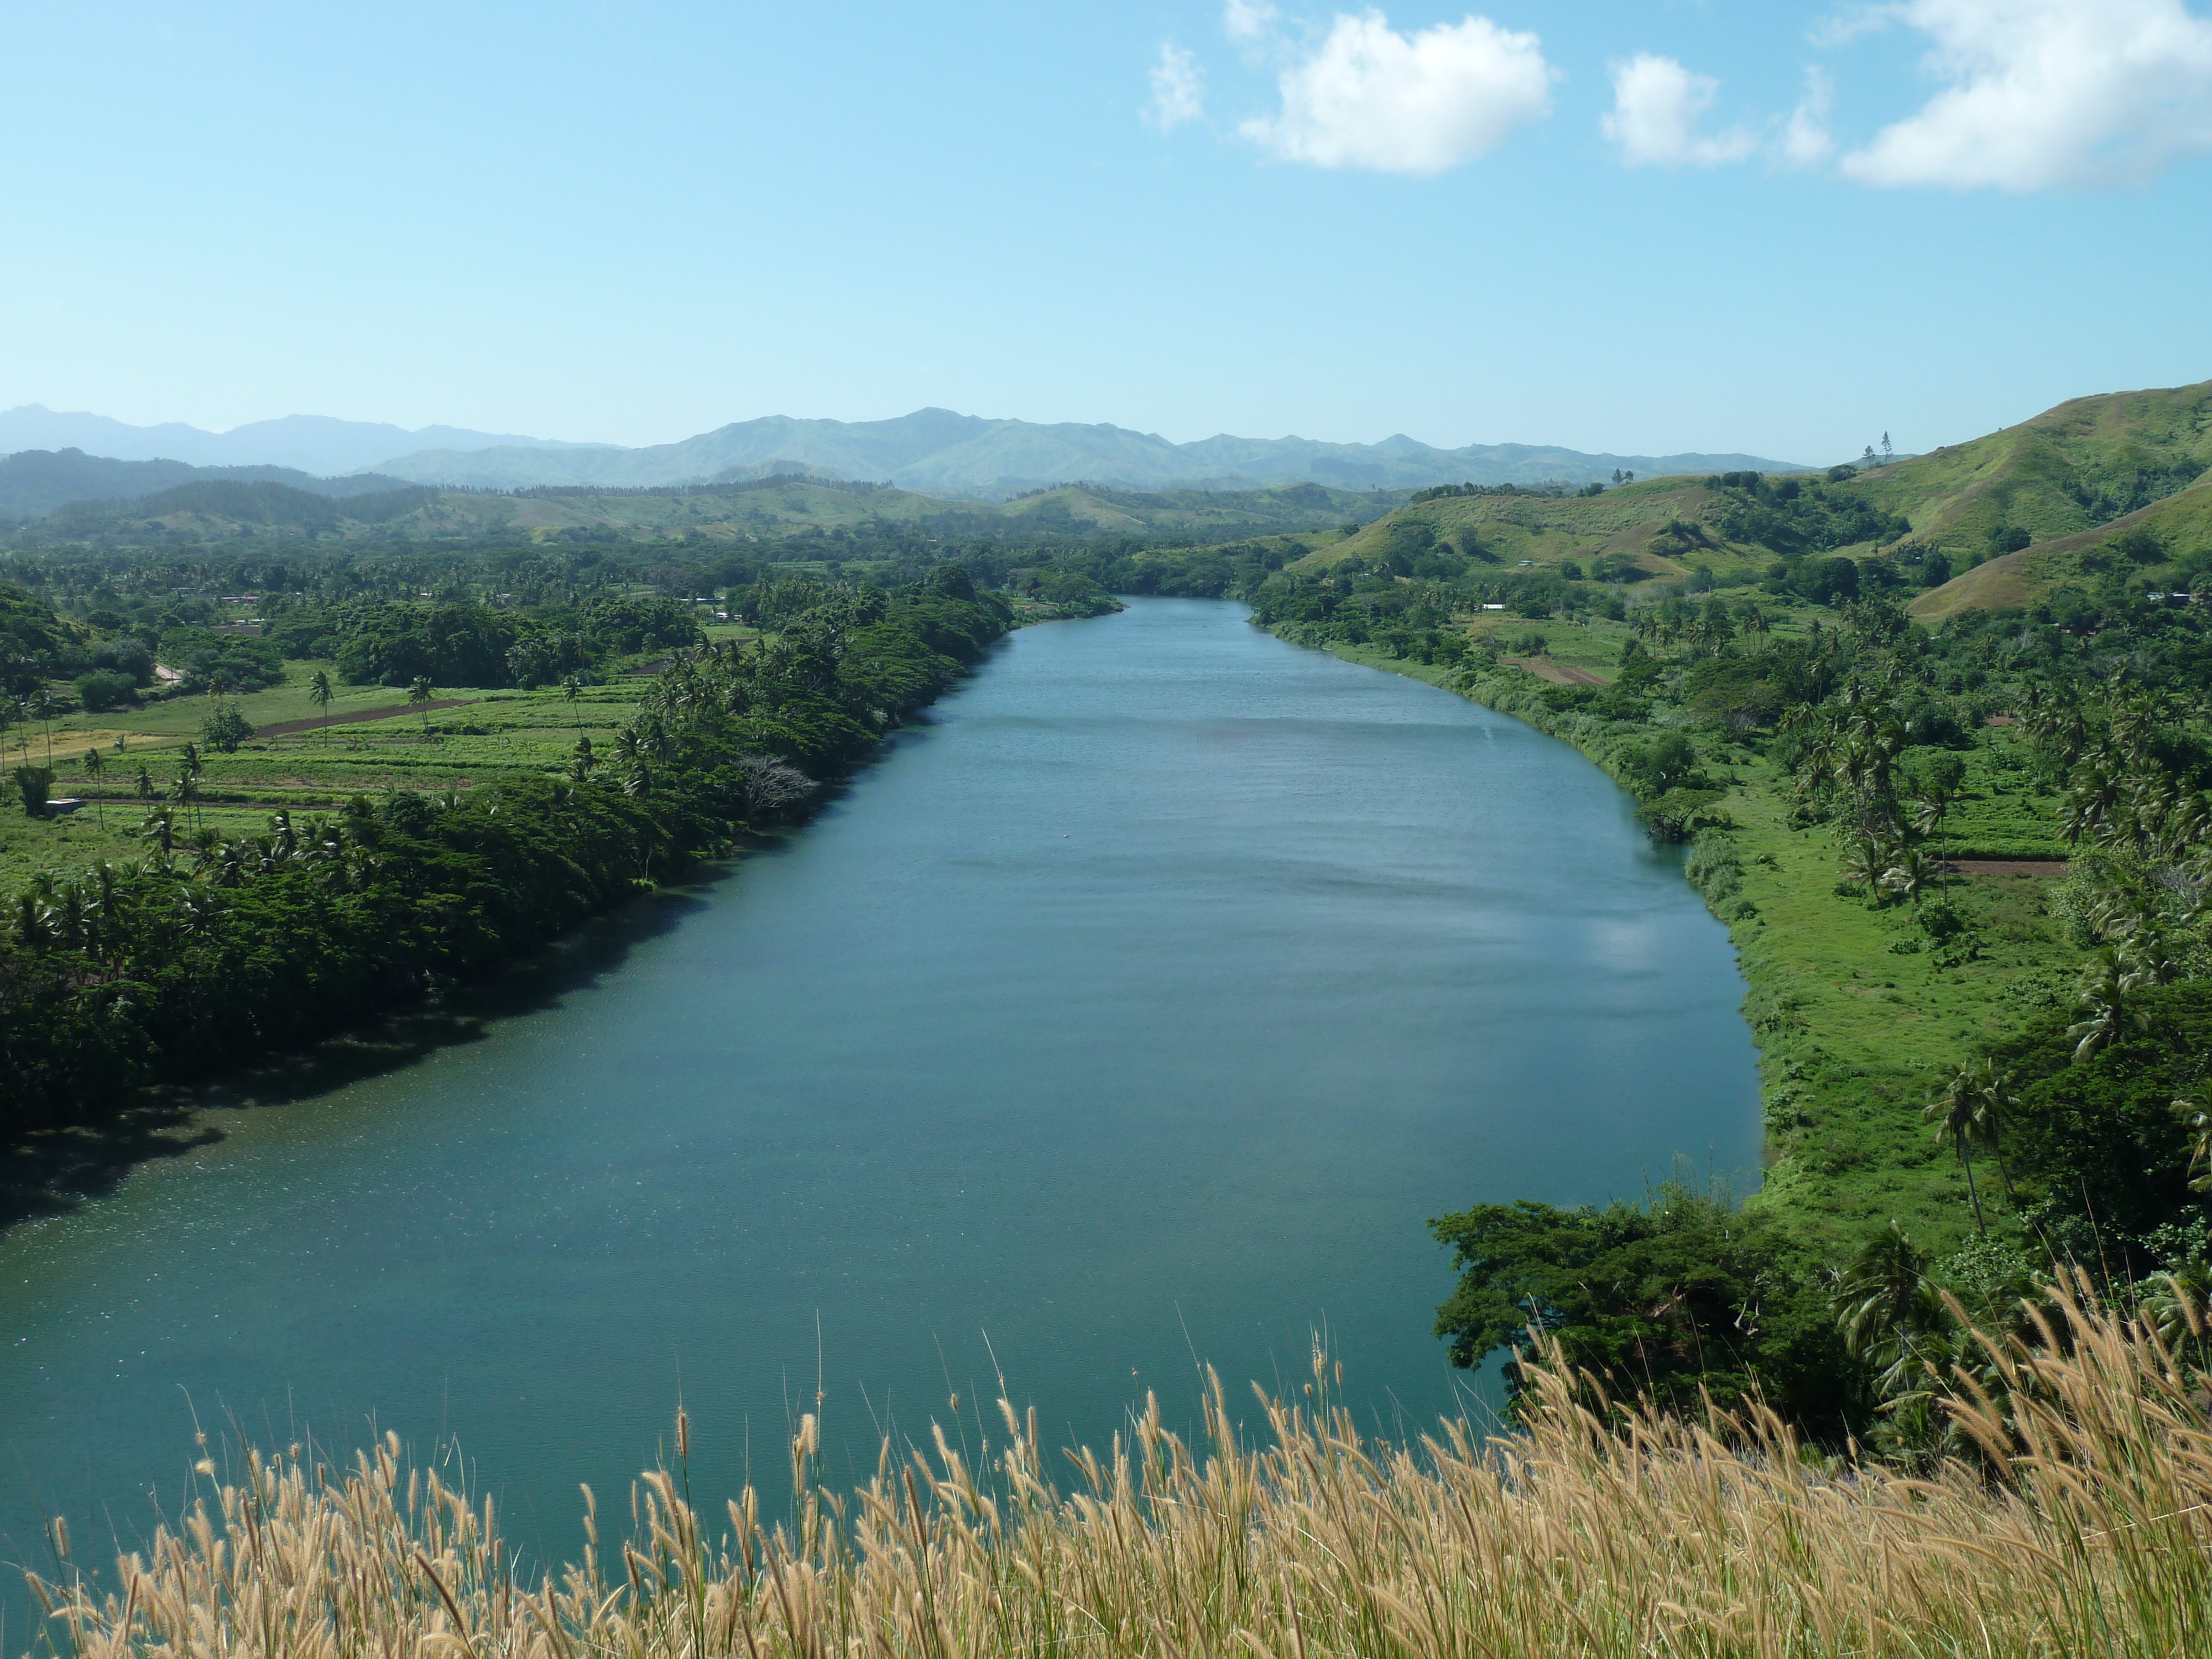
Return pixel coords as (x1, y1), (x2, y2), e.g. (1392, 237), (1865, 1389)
(373, 408), (1807, 498)
(0, 448), (413, 520)
(0, 406), (592, 475)
(10, 403), (1808, 500)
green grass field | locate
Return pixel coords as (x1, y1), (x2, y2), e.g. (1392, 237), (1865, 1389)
(0, 661), (659, 886)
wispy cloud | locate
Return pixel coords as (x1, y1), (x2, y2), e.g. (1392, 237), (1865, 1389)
(1224, 0), (1280, 45)
(1600, 54), (1758, 166)
(1840, 0), (2212, 189)
(1782, 66), (1836, 165)
(1146, 41), (1207, 132)
(1239, 9), (1553, 175)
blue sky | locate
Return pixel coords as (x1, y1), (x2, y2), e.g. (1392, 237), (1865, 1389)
(3, 0), (2209, 464)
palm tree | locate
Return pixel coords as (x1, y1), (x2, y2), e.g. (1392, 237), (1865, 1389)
(1926, 1071), (1991, 1235)
(1832, 1221), (1942, 1378)
(133, 765), (154, 802)
(1882, 846), (1935, 907)
(1838, 836), (1888, 896)
(2065, 951), (2148, 1062)
(138, 805), (176, 855)
(30, 689), (54, 766)
(408, 675), (435, 736)
(308, 669), (335, 746)
(2175, 1098), (2210, 1197)
(562, 674), (584, 729)
(81, 746), (105, 827)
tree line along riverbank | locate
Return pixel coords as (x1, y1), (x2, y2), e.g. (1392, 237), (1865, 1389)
(1235, 565), (2211, 1454)
(0, 570), (1030, 1137)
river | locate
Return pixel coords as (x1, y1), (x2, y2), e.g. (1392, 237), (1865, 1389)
(0, 597), (1759, 1598)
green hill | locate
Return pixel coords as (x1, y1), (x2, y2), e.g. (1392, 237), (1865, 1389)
(1288, 378), (2212, 615)
(14, 473), (1400, 547)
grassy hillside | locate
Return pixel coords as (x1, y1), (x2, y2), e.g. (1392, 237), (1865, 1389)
(11, 475), (1405, 549)
(1286, 378), (2212, 621)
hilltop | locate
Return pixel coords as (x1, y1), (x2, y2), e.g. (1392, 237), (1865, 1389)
(1288, 377), (2211, 617)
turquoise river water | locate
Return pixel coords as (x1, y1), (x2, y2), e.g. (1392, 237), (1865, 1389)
(0, 597), (1760, 1599)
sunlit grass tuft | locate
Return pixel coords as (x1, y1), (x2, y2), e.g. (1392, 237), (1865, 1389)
(25, 1278), (2212, 1658)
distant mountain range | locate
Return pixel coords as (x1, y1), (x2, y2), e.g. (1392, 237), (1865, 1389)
(0, 406), (593, 477)
(0, 404), (1806, 502)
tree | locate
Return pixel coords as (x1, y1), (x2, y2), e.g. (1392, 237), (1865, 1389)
(1881, 432), (1894, 464)
(1830, 1222), (1941, 1375)
(408, 675), (436, 735)
(1882, 845), (1934, 907)
(562, 672), (584, 729)
(81, 746), (105, 827)
(1431, 1187), (1860, 1431)
(30, 689), (54, 766)
(1627, 731), (1699, 795)
(2065, 951), (2149, 1061)
(1926, 1070), (1992, 1234)
(308, 669), (335, 746)
(12, 764), (53, 817)
(202, 705), (254, 754)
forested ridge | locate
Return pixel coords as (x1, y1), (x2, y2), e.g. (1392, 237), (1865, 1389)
(0, 571), (1011, 1135)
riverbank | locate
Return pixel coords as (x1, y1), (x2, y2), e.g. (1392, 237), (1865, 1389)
(1274, 625), (2089, 1254)
(0, 581), (1019, 1149)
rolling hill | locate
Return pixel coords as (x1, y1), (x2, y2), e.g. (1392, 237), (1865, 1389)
(1286, 378), (2212, 616)
(0, 448), (415, 521)
(12, 472), (1401, 547)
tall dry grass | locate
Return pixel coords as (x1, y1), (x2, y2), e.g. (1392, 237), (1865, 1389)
(22, 1280), (2212, 1659)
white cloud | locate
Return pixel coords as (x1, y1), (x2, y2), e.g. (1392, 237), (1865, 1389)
(1224, 0), (1280, 44)
(1146, 42), (1206, 132)
(1239, 9), (1553, 174)
(1601, 54), (1759, 166)
(1841, 0), (2212, 189)
(1783, 66), (1836, 165)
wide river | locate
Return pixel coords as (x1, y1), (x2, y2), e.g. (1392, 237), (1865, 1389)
(0, 598), (1759, 1594)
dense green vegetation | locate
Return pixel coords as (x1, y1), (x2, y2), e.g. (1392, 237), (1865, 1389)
(0, 570), (1013, 1137)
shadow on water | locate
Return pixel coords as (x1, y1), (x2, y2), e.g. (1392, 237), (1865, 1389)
(0, 879), (722, 1233)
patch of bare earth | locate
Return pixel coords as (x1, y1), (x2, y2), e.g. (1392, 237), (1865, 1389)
(1505, 657), (1605, 686)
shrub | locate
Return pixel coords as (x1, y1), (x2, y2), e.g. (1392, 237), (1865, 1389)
(74, 669), (137, 712)
(201, 705), (255, 754)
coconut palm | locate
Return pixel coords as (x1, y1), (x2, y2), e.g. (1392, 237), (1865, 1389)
(308, 669), (335, 746)
(1838, 836), (1888, 895)
(1882, 846), (1936, 907)
(1926, 1071), (1992, 1235)
(562, 674), (584, 728)
(2065, 951), (2149, 1062)
(30, 688), (54, 766)
(408, 676), (435, 735)
(138, 805), (176, 855)
(81, 746), (105, 827)
(1832, 1221), (1943, 1378)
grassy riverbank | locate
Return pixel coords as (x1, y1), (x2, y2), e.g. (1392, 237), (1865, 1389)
(1301, 612), (2089, 1254)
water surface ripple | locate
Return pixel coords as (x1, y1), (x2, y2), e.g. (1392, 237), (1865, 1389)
(0, 597), (1759, 1574)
